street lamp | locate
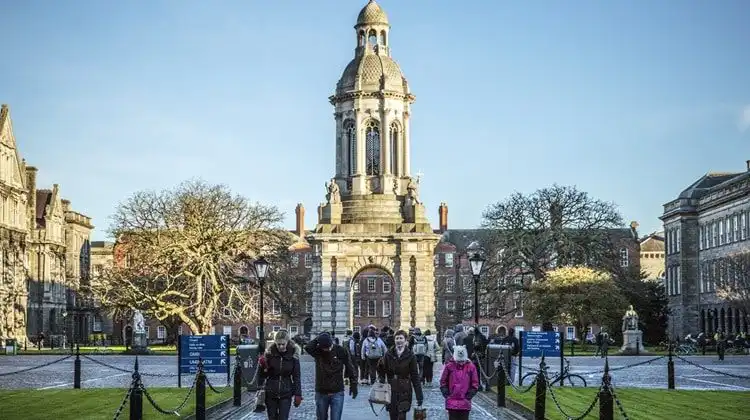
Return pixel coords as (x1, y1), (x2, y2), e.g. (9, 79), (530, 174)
(468, 252), (486, 327)
(253, 256), (270, 353)
(62, 311), (68, 349)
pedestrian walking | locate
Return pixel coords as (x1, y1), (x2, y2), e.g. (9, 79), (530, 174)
(304, 332), (358, 420)
(377, 330), (424, 420)
(409, 328), (428, 383)
(440, 345), (479, 420)
(423, 329), (438, 386)
(498, 328), (519, 383)
(257, 330), (302, 420)
(348, 330), (362, 382)
(442, 329), (455, 362)
(361, 329), (387, 384)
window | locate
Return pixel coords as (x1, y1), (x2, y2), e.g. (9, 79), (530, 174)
(289, 325), (298, 335)
(223, 325), (232, 336)
(382, 300), (392, 317)
(345, 120), (356, 175)
(367, 300), (376, 317)
(676, 228), (681, 250)
(353, 300), (361, 317)
(368, 278), (376, 292)
(304, 253), (312, 268)
(445, 253), (454, 268)
(699, 225), (704, 250)
(464, 299), (472, 317)
(445, 278), (455, 293)
(513, 292), (523, 318)
(352, 279), (360, 292)
(446, 300), (455, 311)
(364, 120), (381, 175)
(157, 326), (166, 340)
(742, 212), (748, 240)
(479, 326), (489, 338)
(382, 279), (391, 293)
(272, 326), (281, 333)
(271, 300), (280, 315)
(306, 299), (313, 314)
(619, 248), (629, 267)
(719, 220), (725, 245)
(291, 254), (299, 266)
(566, 326), (576, 339)
(733, 215), (740, 242)
(93, 317), (103, 332)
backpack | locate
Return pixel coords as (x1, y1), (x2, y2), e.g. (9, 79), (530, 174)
(413, 336), (427, 356)
(367, 338), (383, 359)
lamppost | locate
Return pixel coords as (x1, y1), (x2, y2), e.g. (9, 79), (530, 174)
(468, 252), (486, 327)
(253, 256), (270, 354)
(62, 310), (68, 349)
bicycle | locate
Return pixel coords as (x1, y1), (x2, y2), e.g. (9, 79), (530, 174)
(676, 342), (697, 355)
(520, 358), (587, 387)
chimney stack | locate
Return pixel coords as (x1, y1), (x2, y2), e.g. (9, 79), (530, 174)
(438, 202), (448, 232)
(295, 203), (305, 237)
(746, 160), (750, 171)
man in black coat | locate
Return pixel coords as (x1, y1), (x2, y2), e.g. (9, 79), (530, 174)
(305, 332), (358, 420)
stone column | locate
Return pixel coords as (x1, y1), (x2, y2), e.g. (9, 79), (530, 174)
(402, 110), (411, 176)
(413, 253), (437, 331)
(334, 112), (344, 177)
(397, 255), (414, 330)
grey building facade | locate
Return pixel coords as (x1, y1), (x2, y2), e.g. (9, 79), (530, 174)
(661, 160), (750, 338)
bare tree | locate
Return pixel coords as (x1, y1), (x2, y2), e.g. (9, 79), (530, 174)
(92, 180), (291, 335)
(716, 252), (750, 315)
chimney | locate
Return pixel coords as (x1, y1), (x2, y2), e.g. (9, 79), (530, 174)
(295, 203), (305, 237)
(25, 166), (37, 227)
(746, 160), (750, 171)
(438, 202), (448, 232)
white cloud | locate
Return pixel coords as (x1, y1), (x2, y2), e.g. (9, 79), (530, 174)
(739, 105), (750, 132)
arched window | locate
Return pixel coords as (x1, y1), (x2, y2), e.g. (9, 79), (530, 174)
(344, 120), (356, 175)
(380, 30), (387, 46)
(358, 31), (365, 47)
(368, 30), (377, 47)
(389, 121), (399, 175)
(365, 120), (380, 176)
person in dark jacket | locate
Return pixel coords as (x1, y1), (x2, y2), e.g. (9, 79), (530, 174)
(304, 332), (358, 420)
(258, 330), (302, 420)
(377, 330), (424, 420)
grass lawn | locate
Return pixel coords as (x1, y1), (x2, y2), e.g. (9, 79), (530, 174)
(0, 387), (230, 419)
(15, 345), (208, 356)
(501, 386), (749, 419)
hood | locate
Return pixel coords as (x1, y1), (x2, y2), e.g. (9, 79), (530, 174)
(266, 341), (301, 359)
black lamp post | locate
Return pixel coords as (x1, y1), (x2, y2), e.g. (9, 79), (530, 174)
(62, 310), (68, 349)
(468, 252), (486, 327)
(253, 256), (270, 353)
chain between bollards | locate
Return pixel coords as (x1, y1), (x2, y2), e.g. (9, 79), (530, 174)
(533, 355), (546, 420)
(74, 345), (81, 389)
(599, 357), (614, 420)
(130, 357), (143, 420)
(195, 358), (207, 420)
(667, 342), (675, 390)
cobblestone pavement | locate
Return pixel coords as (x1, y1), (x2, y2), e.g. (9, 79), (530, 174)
(0, 354), (748, 392)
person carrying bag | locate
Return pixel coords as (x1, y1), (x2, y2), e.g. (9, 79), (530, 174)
(376, 330), (424, 420)
(257, 329), (302, 420)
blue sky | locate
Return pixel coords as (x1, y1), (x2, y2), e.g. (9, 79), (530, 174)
(2, 1), (748, 240)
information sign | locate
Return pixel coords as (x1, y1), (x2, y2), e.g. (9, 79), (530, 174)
(522, 331), (561, 358)
(179, 334), (230, 374)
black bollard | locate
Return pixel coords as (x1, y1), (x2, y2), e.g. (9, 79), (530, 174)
(497, 359), (506, 408)
(534, 356), (546, 420)
(195, 360), (207, 420)
(130, 357), (143, 420)
(599, 358), (613, 420)
(74, 345), (81, 389)
(636, 338), (640, 356)
(667, 342), (675, 390)
(233, 357), (242, 407)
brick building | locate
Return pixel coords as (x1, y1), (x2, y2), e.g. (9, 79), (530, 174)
(660, 160), (750, 338)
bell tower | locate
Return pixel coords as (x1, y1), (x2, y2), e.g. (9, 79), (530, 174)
(307, 1), (440, 335)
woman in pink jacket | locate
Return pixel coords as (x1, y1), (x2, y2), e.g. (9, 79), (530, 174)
(439, 345), (479, 420)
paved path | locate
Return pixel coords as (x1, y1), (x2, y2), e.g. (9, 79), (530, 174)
(1, 354), (749, 391)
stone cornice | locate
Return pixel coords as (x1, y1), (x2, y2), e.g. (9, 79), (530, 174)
(329, 90), (409, 105)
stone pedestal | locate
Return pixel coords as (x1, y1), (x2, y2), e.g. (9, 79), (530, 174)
(128, 332), (150, 355)
(619, 330), (646, 355)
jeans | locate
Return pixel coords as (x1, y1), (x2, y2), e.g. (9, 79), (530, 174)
(315, 391), (344, 420)
(266, 397), (292, 420)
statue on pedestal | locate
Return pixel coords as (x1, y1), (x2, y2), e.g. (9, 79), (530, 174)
(406, 178), (421, 205)
(325, 178), (341, 204)
(133, 310), (146, 333)
(621, 305), (639, 332)
(130, 310), (150, 354)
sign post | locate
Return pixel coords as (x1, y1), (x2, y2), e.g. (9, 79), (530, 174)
(179, 335), (231, 382)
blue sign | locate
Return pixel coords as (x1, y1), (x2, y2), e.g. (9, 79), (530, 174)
(522, 331), (561, 358)
(179, 334), (230, 374)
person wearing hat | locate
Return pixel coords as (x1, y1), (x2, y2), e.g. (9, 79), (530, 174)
(305, 332), (358, 420)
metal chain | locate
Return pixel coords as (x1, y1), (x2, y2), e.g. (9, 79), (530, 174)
(608, 382), (631, 420)
(0, 355), (72, 377)
(81, 355), (132, 373)
(497, 360), (537, 394)
(546, 375), (602, 420)
(140, 375), (197, 417)
(205, 374), (229, 394)
(577, 355), (666, 376)
(473, 354), (498, 382)
(675, 355), (750, 380)
(111, 379), (135, 420)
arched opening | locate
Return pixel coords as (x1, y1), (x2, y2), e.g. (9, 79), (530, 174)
(728, 308), (733, 333)
(380, 30), (387, 46)
(358, 30), (365, 47)
(364, 120), (381, 175)
(344, 119), (356, 175)
(351, 267), (395, 332)
(735, 308), (742, 333)
(496, 325), (507, 336)
(389, 121), (399, 175)
(368, 29), (377, 47)
(239, 325), (249, 337)
(303, 317), (313, 335)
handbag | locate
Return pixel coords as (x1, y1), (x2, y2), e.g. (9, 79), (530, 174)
(368, 381), (391, 416)
(413, 407), (427, 420)
(254, 389), (266, 412)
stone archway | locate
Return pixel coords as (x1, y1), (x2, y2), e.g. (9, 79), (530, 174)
(350, 266), (396, 333)
(496, 325), (507, 336)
